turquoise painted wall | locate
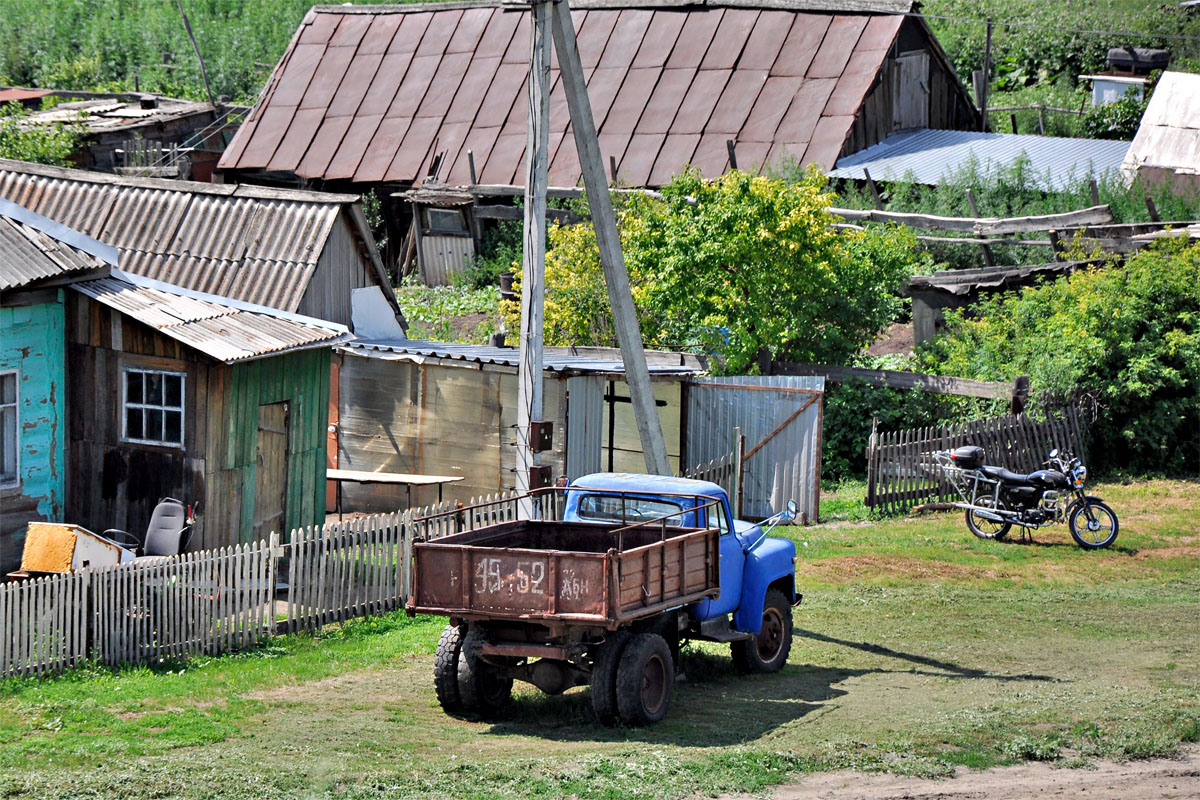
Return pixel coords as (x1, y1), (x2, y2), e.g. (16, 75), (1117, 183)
(0, 294), (66, 568)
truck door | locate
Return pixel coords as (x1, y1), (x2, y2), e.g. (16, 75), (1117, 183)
(690, 499), (744, 619)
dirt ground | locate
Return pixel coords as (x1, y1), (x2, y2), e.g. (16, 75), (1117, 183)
(729, 745), (1200, 800)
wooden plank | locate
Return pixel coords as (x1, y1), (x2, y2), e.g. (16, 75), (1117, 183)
(828, 205), (1115, 234)
(772, 362), (1012, 399)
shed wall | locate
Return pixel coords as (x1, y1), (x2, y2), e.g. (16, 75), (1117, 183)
(0, 296), (66, 572)
(298, 214), (375, 327)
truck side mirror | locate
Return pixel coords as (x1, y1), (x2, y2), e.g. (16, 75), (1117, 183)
(785, 500), (798, 521)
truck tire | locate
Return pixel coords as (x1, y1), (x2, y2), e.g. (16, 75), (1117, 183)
(615, 633), (673, 726)
(731, 588), (792, 674)
(433, 624), (465, 712)
(590, 631), (631, 726)
(457, 630), (514, 717)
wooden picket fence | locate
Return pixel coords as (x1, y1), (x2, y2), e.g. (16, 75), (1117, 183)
(0, 569), (89, 677)
(865, 405), (1088, 515)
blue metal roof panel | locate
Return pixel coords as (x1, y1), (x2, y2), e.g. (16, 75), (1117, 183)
(830, 129), (1131, 190)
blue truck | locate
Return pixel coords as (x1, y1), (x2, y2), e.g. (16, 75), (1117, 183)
(407, 473), (800, 726)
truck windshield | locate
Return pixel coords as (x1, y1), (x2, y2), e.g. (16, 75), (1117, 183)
(576, 495), (684, 526)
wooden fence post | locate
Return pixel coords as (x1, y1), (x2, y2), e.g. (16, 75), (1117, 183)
(865, 416), (879, 508)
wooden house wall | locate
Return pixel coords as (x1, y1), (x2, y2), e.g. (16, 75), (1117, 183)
(336, 353), (566, 512)
(841, 18), (979, 158)
(65, 293), (331, 551)
(0, 294), (67, 572)
(209, 348), (331, 546)
(65, 293), (211, 549)
(298, 214), (377, 328)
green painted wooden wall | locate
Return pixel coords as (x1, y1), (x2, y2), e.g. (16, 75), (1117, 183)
(222, 348), (331, 544)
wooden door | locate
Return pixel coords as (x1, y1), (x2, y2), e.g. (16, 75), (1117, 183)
(253, 402), (289, 540)
(893, 52), (930, 130)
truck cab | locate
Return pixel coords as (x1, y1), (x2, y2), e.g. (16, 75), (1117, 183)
(565, 473), (801, 667)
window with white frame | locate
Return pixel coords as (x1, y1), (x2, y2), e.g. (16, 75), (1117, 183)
(123, 368), (184, 447)
(0, 371), (17, 487)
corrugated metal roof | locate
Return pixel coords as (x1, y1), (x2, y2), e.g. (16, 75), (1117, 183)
(1123, 71), (1200, 177)
(830, 130), (1128, 189)
(830, 129), (1132, 189)
(0, 198), (113, 291)
(219, 0), (915, 187)
(344, 338), (703, 376)
(0, 159), (395, 316)
(73, 269), (352, 363)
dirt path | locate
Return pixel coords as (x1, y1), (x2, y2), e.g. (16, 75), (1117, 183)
(722, 746), (1200, 800)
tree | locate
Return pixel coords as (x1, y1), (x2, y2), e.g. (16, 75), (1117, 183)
(0, 102), (84, 166)
(507, 169), (921, 374)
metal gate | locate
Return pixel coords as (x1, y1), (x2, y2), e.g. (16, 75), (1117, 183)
(686, 376), (824, 522)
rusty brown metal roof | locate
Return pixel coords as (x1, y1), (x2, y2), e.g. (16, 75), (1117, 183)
(219, 0), (910, 187)
(0, 158), (397, 317)
(73, 270), (352, 363)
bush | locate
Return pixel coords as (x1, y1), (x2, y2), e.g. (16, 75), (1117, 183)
(508, 169), (923, 375)
(0, 101), (83, 165)
(919, 239), (1200, 475)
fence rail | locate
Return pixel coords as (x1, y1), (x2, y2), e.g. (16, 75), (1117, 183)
(865, 405), (1087, 516)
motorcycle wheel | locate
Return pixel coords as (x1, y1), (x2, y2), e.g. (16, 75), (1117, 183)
(965, 498), (1011, 540)
(1069, 500), (1119, 549)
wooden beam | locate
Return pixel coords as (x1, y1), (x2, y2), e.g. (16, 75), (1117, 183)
(828, 204), (1115, 235)
(771, 362), (1016, 399)
(965, 188), (994, 266)
(473, 204), (585, 224)
(550, 0), (670, 475)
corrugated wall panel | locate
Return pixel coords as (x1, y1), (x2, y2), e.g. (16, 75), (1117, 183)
(566, 375), (604, 479)
(687, 376), (824, 522)
(419, 235), (475, 287)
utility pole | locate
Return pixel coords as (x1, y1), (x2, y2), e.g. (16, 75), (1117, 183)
(516, 0), (552, 517)
(980, 18), (993, 132)
(515, 0), (671, 511)
(547, 0), (670, 476)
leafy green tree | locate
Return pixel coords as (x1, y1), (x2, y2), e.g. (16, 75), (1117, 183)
(508, 169), (921, 374)
(920, 239), (1200, 475)
(0, 102), (83, 166)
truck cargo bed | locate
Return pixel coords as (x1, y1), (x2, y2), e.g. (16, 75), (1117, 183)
(408, 519), (719, 626)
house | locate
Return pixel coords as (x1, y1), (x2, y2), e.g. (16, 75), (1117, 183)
(0, 198), (113, 571)
(0, 199), (354, 570)
(0, 158), (406, 332)
(2, 89), (233, 180)
(216, 0), (979, 272)
(1122, 71), (1200, 194)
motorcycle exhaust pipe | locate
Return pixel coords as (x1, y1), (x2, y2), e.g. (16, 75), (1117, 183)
(971, 509), (1007, 522)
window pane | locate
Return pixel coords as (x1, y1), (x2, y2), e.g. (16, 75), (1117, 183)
(146, 373), (163, 405)
(0, 374), (14, 405)
(146, 409), (163, 441)
(164, 375), (182, 408)
(126, 371), (142, 403)
(164, 410), (182, 444)
(127, 408), (143, 439)
(1, 406), (16, 482)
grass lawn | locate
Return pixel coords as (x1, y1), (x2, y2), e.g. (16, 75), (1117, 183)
(1, 480), (1196, 799)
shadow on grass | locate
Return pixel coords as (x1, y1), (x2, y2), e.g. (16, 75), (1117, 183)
(475, 631), (1059, 746)
(794, 628), (1060, 683)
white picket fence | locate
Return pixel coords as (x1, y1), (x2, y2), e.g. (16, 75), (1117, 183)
(0, 569), (89, 677)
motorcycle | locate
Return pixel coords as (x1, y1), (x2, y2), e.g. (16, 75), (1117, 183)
(932, 446), (1119, 549)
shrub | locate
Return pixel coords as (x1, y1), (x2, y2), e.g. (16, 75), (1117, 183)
(0, 101), (84, 165)
(508, 169), (923, 375)
(919, 239), (1200, 475)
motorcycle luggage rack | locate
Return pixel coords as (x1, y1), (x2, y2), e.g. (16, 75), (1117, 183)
(930, 450), (1004, 513)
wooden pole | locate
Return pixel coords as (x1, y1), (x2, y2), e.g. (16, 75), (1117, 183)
(726, 139), (739, 171)
(965, 189), (995, 267)
(176, 0), (216, 107)
(550, 0), (670, 475)
(516, 0), (552, 516)
(863, 168), (884, 210)
(1009, 113), (1018, 134)
(1144, 194), (1160, 222)
(980, 18), (992, 132)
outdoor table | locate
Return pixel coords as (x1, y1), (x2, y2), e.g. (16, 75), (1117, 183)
(326, 468), (464, 519)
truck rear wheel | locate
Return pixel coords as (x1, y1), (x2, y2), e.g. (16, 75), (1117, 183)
(616, 633), (673, 726)
(732, 588), (792, 674)
(433, 624), (465, 712)
(457, 630), (513, 717)
(590, 631), (631, 726)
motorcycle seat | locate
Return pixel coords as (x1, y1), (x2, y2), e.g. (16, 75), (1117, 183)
(979, 465), (1034, 486)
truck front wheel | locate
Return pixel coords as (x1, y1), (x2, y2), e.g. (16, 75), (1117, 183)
(457, 630), (514, 717)
(731, 588), (793, 674)
(616, 633), (674, 726)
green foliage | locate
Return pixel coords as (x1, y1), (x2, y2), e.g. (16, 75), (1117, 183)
(924, 0), (1200, 91)
(1080, 90), (1149, 140)
(512, 169), (922, 374)
(919, 239), (1200, 475)
(396, 280), (500, 343)
(0, 101), (84, 165)
(458, 219), (523, 290)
